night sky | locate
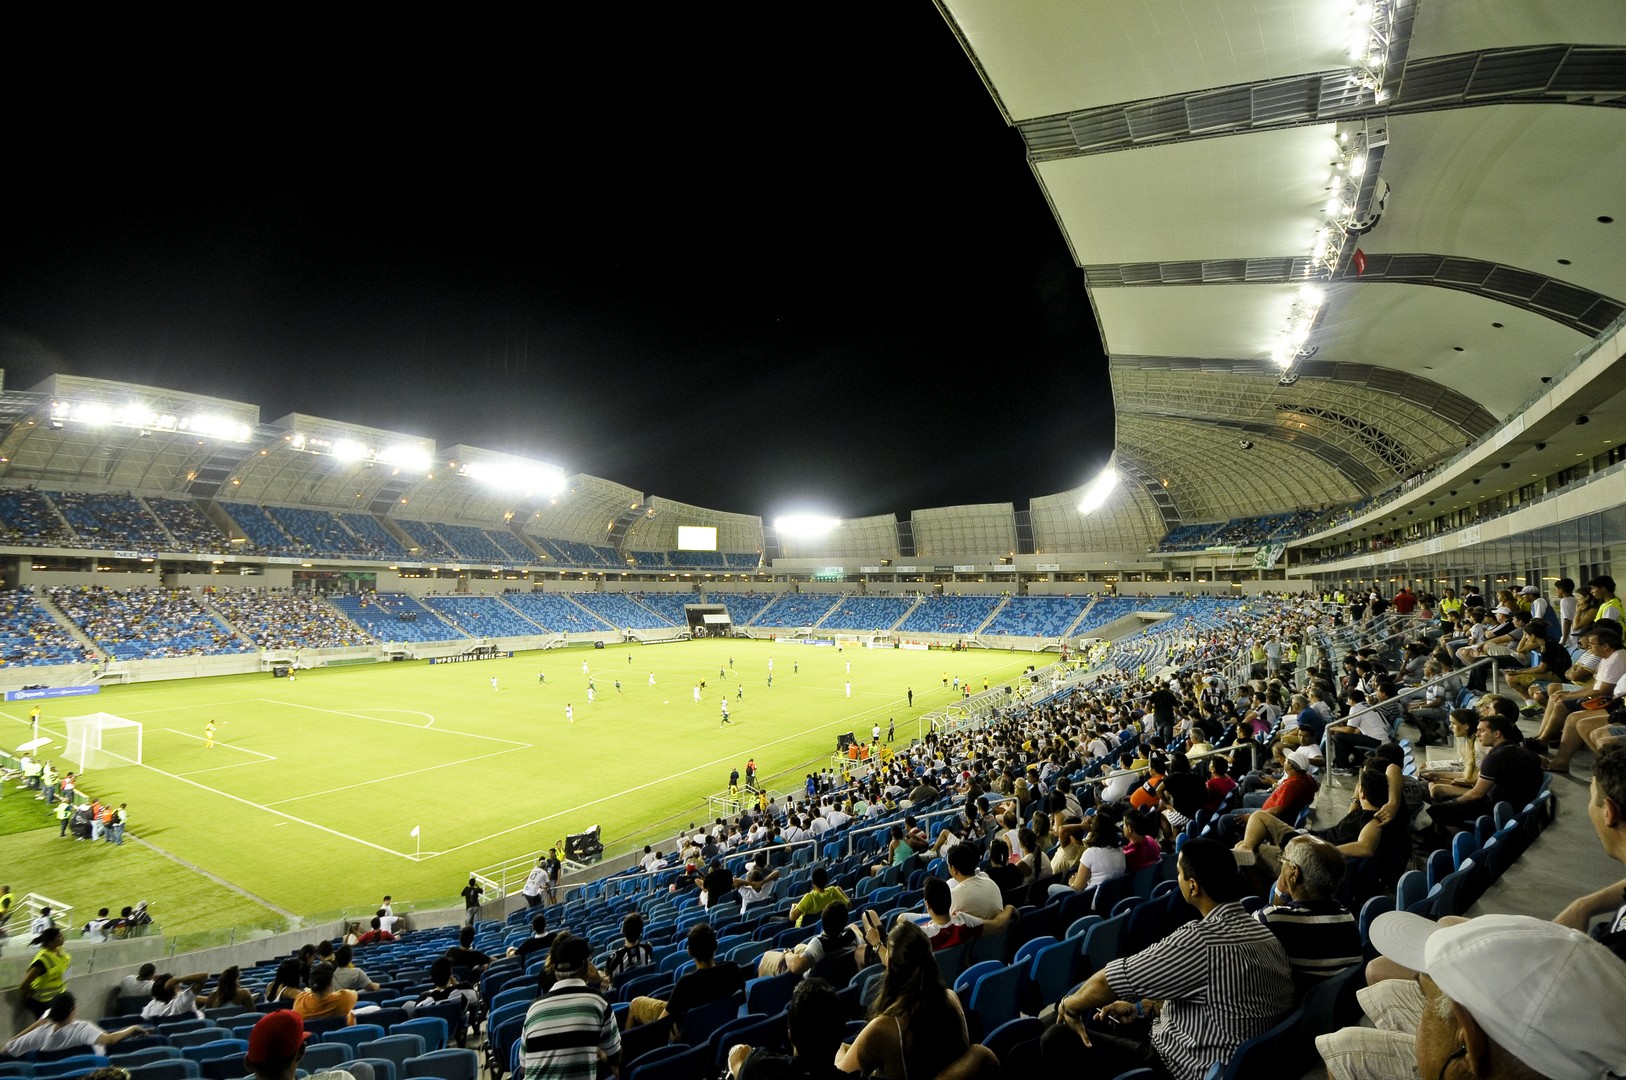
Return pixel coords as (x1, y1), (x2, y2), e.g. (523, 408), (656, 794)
(0, 8), (1113, 522)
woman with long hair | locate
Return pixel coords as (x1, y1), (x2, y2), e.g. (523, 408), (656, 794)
(204, 965), (256, 1009)
(265, 959), (303, 1004)
(839, 920), (993, 1080)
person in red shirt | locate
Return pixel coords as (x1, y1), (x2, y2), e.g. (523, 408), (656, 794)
(1121, 809), (1163, 872)
(354, 917), (397, 946)
(1203, 757), (1239, 813)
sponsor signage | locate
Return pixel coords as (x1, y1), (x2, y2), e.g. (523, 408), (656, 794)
(1036, 563), (1060, 572)
(6, 685), (101, 702)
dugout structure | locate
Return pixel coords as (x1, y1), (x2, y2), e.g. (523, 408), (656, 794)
(65, 712), (144, 770)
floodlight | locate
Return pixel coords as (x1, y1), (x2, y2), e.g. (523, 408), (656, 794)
(332, 438), (369, 462)
(462, 460), (566, 495)
(379, 445), (432, 471)
(1078, 466), (1118, 515)
(774, 515), (840, 538)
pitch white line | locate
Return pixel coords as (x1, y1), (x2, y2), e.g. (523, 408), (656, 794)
(128, 760), (415, 860)
(267, 701), (525, 746)
(163, 728), (278, 760)
(264, 744), (530, 807)
(174, 760), (276, 777)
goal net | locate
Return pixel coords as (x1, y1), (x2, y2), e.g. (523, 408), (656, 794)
(65, 713), (144, 770)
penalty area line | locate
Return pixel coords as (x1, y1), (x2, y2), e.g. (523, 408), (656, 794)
(268, 700), (523, 746)
(263, 744), (532, 807)
(132, 760), (414, 860)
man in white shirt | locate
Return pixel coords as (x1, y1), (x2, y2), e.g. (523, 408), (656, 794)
(141, 972), (209, 1020)
(1099, 753), (1140, 806)
(945, 842), (1006, 919)
(1327, 689), (1392, 772)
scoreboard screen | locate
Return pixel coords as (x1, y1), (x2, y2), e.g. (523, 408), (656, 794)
(677, 526), (717, 551)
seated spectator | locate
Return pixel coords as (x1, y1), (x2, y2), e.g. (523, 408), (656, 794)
(1419, 709), (1481, 801)
(784, 865), (851, 928)
(1556, 744), (1626, 939)
(1122, 809), (1163, 872)
(355, 916), (396, 946)
(1317, 912), (1626, 1080)
(1327, 689), (1393, 772)
(896, 877), (1017, 950)
(1234, 764), (1409, 904)
(118, 963), (157, 1000)
(4, 992), (149, 1057)
(727, 977), (847, 1080)
(837, 921), (995, 1080)
(330, 945), (378, 992)
(626, 923), (745, 1037)
(945, 840), (1004, 919)
(292, 963), (357, 1026)
(983, 837), (1024, 895)
(1428, 713), (1544, 834)
(757, 902), (861, 983)
(204, 965), (259, 1009)
(602, 913), (655, 982)
(1536, 620), (1624, 746)
(142, 971), (210, 1020)
(1033, 839), (1292, 1080)
(405, 957), (477, 1038)
(1203, 757), (1238, 812)
(266, 959), (304, 1005)
(244, 1008), (366, 1080)
(510, 912), (556, 965)
(1051, 816), (1126, 900)
(441, 925), (493, 977)
(1253, 837), (1361, 993)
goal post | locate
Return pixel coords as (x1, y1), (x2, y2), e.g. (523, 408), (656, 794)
(64, 713), (144, 770)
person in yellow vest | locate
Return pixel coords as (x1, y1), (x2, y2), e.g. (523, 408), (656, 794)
(1592, 575), (1624, 628)
(19, 926), (71, 1018)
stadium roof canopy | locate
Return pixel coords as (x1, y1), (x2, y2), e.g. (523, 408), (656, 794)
(936, 0), (1626, 541)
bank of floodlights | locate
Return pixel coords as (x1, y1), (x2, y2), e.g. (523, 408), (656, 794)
(47, 400), (253, 443)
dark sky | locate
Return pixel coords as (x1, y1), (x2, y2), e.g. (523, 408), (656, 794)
(0, 8), (1113, 521)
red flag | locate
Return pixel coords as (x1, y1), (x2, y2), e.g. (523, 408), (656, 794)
(1352, 248), (1367, 276)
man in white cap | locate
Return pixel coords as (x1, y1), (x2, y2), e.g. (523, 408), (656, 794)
(1317, 911), (1626, 1080)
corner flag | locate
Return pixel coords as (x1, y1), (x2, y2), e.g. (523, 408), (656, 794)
(409, 826), (421, 838)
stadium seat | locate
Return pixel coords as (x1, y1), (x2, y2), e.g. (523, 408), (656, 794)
(626, 1043), (706, 1080)
(34, 1058), (108, 1080)
(179, 1039), (249, 1065)
(299, 1044), (351, 1073)
(325, 1025), (388, 1053)
(341, 1059), (397, 1080)
(126, 1063), (201, 1080)
(403, 1049), (479, 1080)
(674, 992), (743, 1045)
(392, 1018), (448, 1054)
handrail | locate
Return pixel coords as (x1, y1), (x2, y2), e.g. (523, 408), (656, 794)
(845, 804), (965, 857)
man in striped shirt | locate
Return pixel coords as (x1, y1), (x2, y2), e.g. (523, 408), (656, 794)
(1042, 838), (1293, 1080)
(1254, 836), (1361, 993)
(520, 934), (620, 1080)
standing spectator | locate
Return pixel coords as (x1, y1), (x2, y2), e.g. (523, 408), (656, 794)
(18, 927), (71, 1018)
(460, 876), (483, 925)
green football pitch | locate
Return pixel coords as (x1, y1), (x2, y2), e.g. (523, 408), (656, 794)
(2, 640), (1046, 935)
